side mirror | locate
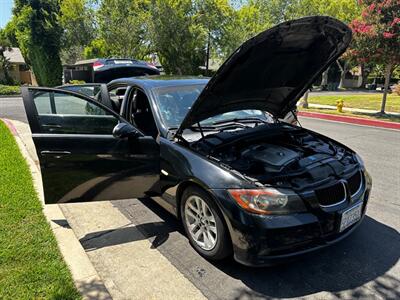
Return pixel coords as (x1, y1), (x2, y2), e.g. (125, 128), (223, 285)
(113, 122), (140, 139)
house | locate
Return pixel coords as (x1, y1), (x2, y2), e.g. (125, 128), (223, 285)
(1, 47), (34, 84)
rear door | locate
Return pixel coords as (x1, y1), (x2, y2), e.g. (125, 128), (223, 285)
(22, 87), (159, 204)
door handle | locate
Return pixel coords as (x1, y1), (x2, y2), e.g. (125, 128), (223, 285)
(41, 150), (71, 156)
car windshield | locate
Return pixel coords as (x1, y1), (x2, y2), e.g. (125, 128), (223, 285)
(152, 84), (270, 129)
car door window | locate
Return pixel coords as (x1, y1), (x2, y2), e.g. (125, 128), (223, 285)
(32, 90), (118, 134)
(59, 85), (101, 98)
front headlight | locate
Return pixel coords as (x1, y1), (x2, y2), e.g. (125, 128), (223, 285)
(228, 188), (306, 215)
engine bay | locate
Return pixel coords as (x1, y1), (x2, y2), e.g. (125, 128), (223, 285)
(189, 123), (359, 190)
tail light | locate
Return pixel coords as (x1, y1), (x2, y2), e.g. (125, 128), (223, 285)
(92, 61), (104, 71)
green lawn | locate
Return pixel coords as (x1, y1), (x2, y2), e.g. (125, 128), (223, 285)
(0, 121), (80, 299)
(308, 93), (400, 113)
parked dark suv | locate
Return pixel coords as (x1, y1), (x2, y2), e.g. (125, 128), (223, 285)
(63, 58), (160, 83)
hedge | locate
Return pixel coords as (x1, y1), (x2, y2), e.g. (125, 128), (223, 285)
(0, 85), (21, 95)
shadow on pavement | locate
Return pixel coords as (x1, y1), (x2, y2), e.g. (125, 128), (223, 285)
(80, 197), (400, 299)
(212, 216), (400, 299)
(79, 221), (175, 251)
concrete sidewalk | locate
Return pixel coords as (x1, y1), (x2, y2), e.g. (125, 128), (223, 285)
(3, 118), (206, 300)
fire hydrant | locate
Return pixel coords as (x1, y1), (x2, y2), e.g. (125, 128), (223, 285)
(336, 99), (344, 113)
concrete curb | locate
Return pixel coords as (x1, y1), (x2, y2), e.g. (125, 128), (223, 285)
(0, 94), (21, 98)
(1, 118), (112, 300)
(298, 111), (400, 130)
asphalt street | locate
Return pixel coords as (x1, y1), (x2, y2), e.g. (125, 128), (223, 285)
(0, 96), (27, 123)
(113, 118), (400, 299)
(1, 96), (399, 299)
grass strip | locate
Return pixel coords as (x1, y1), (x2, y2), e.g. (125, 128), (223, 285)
(0, 120), (80, 299)
(308, 94), (400, 113)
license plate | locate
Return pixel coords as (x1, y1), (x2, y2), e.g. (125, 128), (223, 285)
(339, 203), (362, 232)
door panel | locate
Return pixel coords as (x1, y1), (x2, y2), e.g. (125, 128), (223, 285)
(33, 134), (159, 204)
(22, 87), (159, 204)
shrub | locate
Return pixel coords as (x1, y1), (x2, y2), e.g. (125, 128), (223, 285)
(0, 84), (21, 95)
(69, 79), (86, 84)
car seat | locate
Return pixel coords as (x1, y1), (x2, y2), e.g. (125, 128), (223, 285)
(132, 91), (158, 138)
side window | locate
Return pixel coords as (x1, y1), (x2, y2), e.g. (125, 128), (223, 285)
(32, 90), (118, 134)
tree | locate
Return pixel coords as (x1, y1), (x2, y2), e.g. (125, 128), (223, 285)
(13, 0), (63, 86)
(349, 0), (400, 113)
(149, 0), (206, 74)
(0, 32), (14, 84)
(285, 0), (361, 23)
(83, 38), (109, 59)
(94, 0), (152, 59)
(59, 0), (95, 64)
(194, 0), (237, 69)
(1, 19), (18, 47)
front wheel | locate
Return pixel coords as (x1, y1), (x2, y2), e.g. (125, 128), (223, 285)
(181, 186), (232, 260)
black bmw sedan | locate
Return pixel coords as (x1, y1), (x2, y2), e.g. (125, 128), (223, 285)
(22, 16), (371, 266)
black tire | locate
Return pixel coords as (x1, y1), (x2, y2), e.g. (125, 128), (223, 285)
(180, 185), (232, 260)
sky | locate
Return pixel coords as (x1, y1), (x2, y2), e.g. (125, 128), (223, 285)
(0, 0), (13, 29)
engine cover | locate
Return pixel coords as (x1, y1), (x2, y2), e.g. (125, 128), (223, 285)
(241, 144), (299, 172)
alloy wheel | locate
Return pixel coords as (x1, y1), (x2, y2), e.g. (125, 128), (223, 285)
(184, 195), (218, 250)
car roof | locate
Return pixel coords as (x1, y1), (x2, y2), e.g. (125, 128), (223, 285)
(107, 75), (210, 89)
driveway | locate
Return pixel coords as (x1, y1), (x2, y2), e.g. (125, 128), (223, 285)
(2, 97), (400, 299)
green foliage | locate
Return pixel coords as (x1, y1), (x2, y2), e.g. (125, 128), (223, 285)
(12, 0), (63, 86)
(0, 85), (21, 95)
(2, 0), (387, 80)
(95, 0), (153, 59)
(0, 31), (14, 85)
(150, 0), (206, 74)
(0, 20), (18, 47)
(69, 79), (86, 84)
(59, 0), (95, 64)
(285, 0), (361, 23)
(194, 0), (238, 60)
(83, 38), (109, 59)
(308, 93), (400, 113)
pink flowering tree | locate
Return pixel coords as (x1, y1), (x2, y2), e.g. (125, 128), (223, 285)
(349, 0), (400, 113)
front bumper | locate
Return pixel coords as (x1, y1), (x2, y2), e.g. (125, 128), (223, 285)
(210, 175), (371, 267)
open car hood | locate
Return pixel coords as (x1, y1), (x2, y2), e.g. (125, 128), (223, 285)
(177, 16), (351, 133)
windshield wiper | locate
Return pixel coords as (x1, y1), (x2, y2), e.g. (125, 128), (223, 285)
(167, 125), (217, 132)
(211, 117), (268, 126)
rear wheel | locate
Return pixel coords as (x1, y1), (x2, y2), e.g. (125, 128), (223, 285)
(181, 186), (231, 260)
